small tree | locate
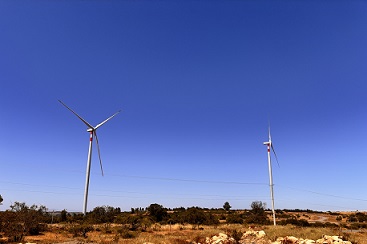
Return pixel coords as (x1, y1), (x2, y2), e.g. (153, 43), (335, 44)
(250, 201), (266, 215)
(247, 201), (269, 224)
(184, 207), (207, 228)
(147, 203), (167, 222)
(223, 201), (231, 211)
(60, 209), (68, 222)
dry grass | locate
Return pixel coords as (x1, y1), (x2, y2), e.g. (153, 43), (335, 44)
(263, 225), (341, 241)
(264, 225), (367, 244)
(22, 223), (367, 244)
(126, 225), (227, 244)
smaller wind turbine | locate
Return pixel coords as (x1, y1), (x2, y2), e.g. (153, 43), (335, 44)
(58, 100), (121, 215)
(263, 125), (279, 226)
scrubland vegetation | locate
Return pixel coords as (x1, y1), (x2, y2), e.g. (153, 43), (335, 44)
(0, 199), (367, 243)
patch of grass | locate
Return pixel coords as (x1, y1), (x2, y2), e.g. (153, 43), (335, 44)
(117, 227), (138, 239)
(191, 234), (207, 243)
(68, 223), (94, 238)
(263, 225), (341, 241)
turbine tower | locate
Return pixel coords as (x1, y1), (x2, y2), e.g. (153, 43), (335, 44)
(59, 100), (120, 215)
(263, 125), (279, 226)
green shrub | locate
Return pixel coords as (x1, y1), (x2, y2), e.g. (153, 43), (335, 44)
(226, 213), (244, 224)
(118, 227), (137, 239)
(278, 218), (310, 227)
(68, 224), (94, 238)
(0, 202), (49, 242)
(350, 222), (367, 229)
(147, 203), (168, 222)
(86, 205), (121, 224)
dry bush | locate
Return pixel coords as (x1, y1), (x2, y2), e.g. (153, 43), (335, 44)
(68, 223), (94, 238)
(230, 229), (243, 243)
(0, 203), (49, 243)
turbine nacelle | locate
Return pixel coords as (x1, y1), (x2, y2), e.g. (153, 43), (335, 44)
(87, 128), (94, 132)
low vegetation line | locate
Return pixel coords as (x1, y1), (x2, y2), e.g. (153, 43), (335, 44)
(0, 200), (366, 243)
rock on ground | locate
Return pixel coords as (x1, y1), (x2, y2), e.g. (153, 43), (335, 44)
(204, 229), (353, 244)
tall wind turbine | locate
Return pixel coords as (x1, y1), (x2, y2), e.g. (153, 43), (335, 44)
(263, 125), (279, 226)
(59, 100), (120, 215)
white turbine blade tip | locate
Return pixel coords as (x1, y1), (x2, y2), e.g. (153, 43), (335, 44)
(268, 127), (272, 141)
(95, 110), (121, 129)
(58, 100), (94, 129)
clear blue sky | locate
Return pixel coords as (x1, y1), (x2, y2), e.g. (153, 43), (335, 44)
(1, 0), (367, 212)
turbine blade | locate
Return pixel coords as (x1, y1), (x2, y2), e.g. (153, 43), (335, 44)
(94, 131), (104, 176)
(271, 143), (280, 168)
(95, 110), (121, 130)
(58, 100), (94, 129)
(268, 124), (271, 142)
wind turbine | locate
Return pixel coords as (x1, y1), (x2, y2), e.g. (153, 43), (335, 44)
(58, 100), (120, 215)
(263, 125), (279, 226)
